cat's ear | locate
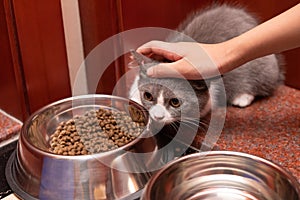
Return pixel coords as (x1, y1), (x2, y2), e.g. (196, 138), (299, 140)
(129, 49), (159, 78)
(139, 64), (148, 78)
(139, 63), (160, 78)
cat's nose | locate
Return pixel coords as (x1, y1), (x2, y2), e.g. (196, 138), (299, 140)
(149, 105), (166, 121)
(152, 110), (165, 120)
(153, 115), (164, 121)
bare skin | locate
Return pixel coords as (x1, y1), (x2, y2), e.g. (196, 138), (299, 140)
(137, 3), (300, 80)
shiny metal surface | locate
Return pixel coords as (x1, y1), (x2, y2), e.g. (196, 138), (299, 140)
(142, 151), (300, 200)
(6, 95), (177, 200)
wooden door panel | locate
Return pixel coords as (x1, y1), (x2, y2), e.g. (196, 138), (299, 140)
(121, 0), (216, 30)
(11, 0), (71, 113)
(78, 0), (122, 95)
(0, 1), (26, 120)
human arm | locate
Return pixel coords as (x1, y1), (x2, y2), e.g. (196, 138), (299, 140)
(137, 3), (300, 79)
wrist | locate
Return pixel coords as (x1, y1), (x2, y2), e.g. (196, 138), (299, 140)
(200, 42), (240, 75)
(219, 36), (252, 73)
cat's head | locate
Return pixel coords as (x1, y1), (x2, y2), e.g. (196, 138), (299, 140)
(138, 69), (210, 124)
(130, 49), (211, 124)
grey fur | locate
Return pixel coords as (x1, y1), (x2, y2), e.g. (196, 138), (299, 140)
(169, 4), (284, 102)
(130, 4), (284, 122)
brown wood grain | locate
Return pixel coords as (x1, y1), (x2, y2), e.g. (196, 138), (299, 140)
(0, 0), (27, 120)
(11, 0), (71, 114)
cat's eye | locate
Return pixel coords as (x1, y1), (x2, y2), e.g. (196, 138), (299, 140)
(143, 92), (154, 101)
(169, 98), (181, 108)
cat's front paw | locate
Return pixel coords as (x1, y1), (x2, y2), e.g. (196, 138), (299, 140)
(232, 93), (254, 107)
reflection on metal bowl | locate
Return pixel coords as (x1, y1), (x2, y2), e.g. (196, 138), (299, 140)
(142, 151), (300, 200)
(5, 95), (179, 200)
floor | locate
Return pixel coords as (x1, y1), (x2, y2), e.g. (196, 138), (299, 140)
(0, 110), (21, 199)
(0, 110), (22, 146)
(211, 85), (299, 183)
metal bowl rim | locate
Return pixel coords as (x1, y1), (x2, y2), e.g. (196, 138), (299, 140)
(143, 150), (300, 198)
(20, 94), (150, 159)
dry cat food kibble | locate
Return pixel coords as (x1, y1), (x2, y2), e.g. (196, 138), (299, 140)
(49, 107), (145, 155)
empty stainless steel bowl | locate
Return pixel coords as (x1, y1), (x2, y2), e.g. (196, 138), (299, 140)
(141, 151), (300, 200)
(5, 95), (176, 200)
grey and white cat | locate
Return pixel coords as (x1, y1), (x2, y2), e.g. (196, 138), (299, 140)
(129, 5), (284, 124)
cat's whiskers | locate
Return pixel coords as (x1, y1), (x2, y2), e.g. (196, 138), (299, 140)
(180, 118), (209, 132)
(169, 121), (180, 131)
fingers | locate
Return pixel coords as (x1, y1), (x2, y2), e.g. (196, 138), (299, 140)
(137, 41), (183, 61)
(132, 40), (221, 80)
(137, 40), (169, 54)
(146, 63), (181, 78)
(146, 59), (202, 79)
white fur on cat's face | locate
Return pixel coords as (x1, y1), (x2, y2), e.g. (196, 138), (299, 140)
(129, 77), (182, 124)
(129, 75), (210, 124)
(140, 87), (183, 124)
(148, 91), (175, 123)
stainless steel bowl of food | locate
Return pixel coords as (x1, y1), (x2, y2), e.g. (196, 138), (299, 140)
(141, 151), (300, 200)
(5, 95), (178, 200)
